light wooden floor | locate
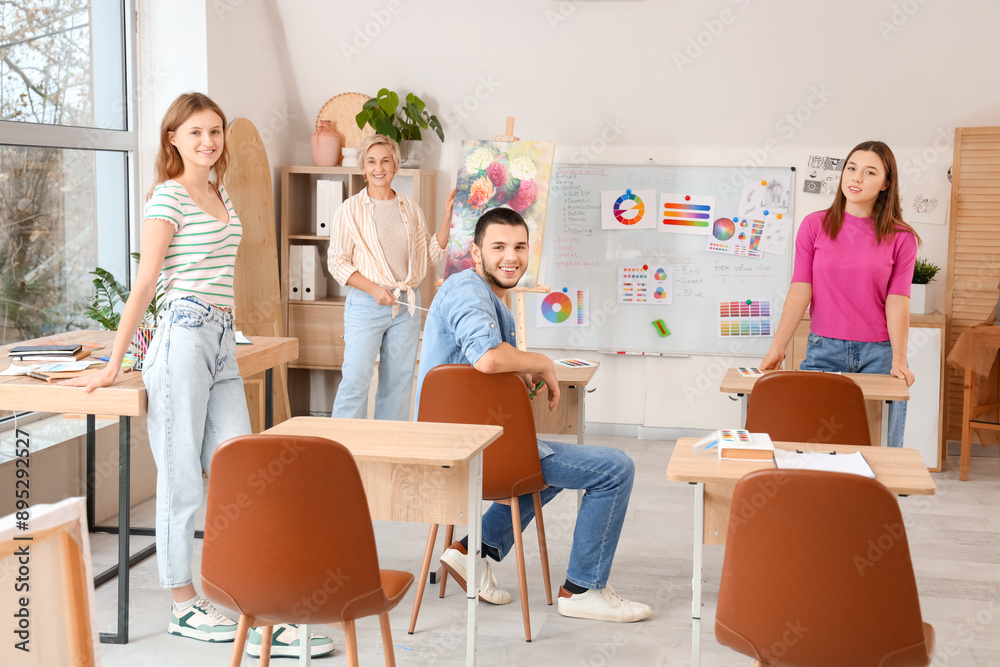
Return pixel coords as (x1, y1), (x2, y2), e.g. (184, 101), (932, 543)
(93, 435), (1000, 666)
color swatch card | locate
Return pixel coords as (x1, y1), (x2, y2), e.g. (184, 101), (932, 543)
(718, 298), (773, 338)
(658, 193), (715, 235)
(737, 366), (764, 377)
(555, 358), (597, 368)
(618, 264), (673, 305)
(601, 188), (656, 229)
(537, 288), (589, 328)
(706, 216), (764, 258)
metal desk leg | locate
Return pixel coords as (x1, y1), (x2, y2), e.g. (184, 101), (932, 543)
(265, 368), (274, 429)
(692, 482), (704, 667)
(881, 400), (891, 447)
(99, 416), (131, 644)
(298, 623), (311, 666)
(87, 414), (96, 530)
(739, 393), (747, 429)
(466, 452), (482, 666)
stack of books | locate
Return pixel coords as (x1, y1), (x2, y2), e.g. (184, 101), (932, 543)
(8, 344), (90, 363)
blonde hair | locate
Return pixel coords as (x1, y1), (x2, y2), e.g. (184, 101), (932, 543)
(357, 134), (401, 174)
(147, 92), (229, 199)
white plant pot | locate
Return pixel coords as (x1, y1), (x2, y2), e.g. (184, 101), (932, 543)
(910, 283), (928, 314)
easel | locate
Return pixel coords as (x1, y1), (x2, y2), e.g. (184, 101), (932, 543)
(493, 116), (551, 349)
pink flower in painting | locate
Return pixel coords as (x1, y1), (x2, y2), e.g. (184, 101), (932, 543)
(508, 179), (537, 213)
(468, 175), (496, 209)
(486, 162), (507, 188)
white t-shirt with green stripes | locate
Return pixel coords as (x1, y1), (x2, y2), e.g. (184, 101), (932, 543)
(143, 180), (242, 308)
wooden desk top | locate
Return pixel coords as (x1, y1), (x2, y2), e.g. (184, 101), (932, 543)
(666, 437), (935, 496)
(555, 360), (599, 386)
(0, 330), (298, 417)
(719, 367), (910, 401)
(263, 416), (503, 467)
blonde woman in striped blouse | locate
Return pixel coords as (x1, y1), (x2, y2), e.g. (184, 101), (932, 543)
(61, 93), (334, 658)
(329, 134), (454, 420)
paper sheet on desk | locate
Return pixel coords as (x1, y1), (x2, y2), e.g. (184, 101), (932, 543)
(1, 360), (101, 375)
(773, 448), (876, 478)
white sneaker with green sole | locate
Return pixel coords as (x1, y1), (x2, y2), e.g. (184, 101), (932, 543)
(167, 599), (237, 642)
(245, 624), (336, 659)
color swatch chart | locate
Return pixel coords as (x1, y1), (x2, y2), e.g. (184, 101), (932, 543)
(717, 298), (773, 337)
(537, 288), (590, 328)
(659, 193), (716, 235)
(618, 264), (673, 305)
(707, 217), (764, 258)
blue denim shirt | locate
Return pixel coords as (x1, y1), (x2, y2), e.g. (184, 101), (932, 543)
(416, 268), (554, 458)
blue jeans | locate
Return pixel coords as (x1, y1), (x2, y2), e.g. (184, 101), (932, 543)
(142, 296), (251, 587)
(480, 440), (635, 590)
(331, 287), (420, 421)
(800, 332), (907, 447)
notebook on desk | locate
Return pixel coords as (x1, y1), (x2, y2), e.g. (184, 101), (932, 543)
(773, 448), (876, 478)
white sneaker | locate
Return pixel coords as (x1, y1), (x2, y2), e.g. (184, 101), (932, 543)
(440, 541), (512, 605)
(557, 584), (652, 622)
(167, 598), (238, 642)
(245, 623), (335, 658)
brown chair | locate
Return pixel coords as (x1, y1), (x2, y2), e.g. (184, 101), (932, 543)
(715, 469), (934, 667)
(408, 364), (552, 642)
(201, 434), (414, 667)
(745, 371), (872, 446)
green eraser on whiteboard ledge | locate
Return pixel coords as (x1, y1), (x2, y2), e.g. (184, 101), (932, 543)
(653, 319), (670, 337)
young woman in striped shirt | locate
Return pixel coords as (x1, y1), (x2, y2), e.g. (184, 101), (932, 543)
(328, 134), (454, 420)
(62, 93), (333, 657)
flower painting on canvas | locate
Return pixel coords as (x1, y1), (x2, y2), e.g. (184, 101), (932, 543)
(445, 140), (556, 287)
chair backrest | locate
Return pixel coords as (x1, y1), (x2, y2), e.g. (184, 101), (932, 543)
(418, 364), (545, 500)
(745, 371), (872, 446)
(201, 434), (389, 625)
(716, 469), (931, 667)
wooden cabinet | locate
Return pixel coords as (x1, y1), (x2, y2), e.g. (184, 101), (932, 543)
(279, 166), (437, 414)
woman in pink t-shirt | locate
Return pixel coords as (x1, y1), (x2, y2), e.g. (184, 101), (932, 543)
(761, 141), (920, 447)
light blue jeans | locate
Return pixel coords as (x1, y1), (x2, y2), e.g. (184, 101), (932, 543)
(331, 287), (420, 421)
(142, 295), (251, 587)
(480, 440), (635, 590)
(800, 332), (907, 448)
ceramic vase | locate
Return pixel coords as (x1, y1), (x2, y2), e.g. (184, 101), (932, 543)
(310, 121), (341, 167)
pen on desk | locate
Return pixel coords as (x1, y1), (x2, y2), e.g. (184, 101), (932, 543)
(528, 380), (545, 399)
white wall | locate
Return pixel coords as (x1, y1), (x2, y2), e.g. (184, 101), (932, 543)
(146, 0), (1000, 429)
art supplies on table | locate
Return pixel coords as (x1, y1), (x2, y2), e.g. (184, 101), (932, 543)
(554, 358), (597, 368)
(737, 366), (764, 377)
(773, 448), (876, 479)
(8, 344), (89, 362)
(696, 429), (775, 461)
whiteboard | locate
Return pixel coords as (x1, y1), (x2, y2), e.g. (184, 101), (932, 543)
(527, 164), (795, 356)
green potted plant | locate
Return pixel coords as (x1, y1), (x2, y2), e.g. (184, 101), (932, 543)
(85, 252), (164, 368)
(910, 257), (940, 314)
(354, 88), (444, 166)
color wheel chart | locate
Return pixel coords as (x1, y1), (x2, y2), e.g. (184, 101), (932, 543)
(537, 288), (589, 328)
(602, 188), (656, 229)
(659, 193), (715, 235)
(717, 298), (773, 337)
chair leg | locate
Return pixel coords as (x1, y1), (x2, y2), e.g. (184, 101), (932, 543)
(439, 524), (454, 598)
(259, 624), (273, 667)
(533, 492), (553, 605)
(344, 619), (359, 667)
(229, 615), (254, 667)
(408, 523), (439, 634)
(379, 612), (398, 667)
(510, 495), (532, 642)
(961, 367), (974, 481)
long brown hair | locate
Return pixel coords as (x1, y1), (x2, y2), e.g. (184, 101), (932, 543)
(147, 92), (229, 199)
(822, 140), (920, 245)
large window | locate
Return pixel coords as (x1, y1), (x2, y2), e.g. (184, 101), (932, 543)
(0, 0), (133, 345)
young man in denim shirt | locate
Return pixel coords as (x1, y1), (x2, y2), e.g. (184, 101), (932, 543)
(416, 207), (651, 622)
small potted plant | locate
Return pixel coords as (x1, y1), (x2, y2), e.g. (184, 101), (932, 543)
(354, 88), (444, 166)
(910, 257), (940, 314)
(85, 253), (164, 368)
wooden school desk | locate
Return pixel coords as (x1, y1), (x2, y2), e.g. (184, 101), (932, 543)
(720, 368), (910, 447)
(666, 437), (935, 667)
(0, 329), (298, 644)
(263, 416), (502, 667)
(528, 360), (600, 442)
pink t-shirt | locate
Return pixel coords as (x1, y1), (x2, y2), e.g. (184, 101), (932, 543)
(791, 210), (918, 342)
